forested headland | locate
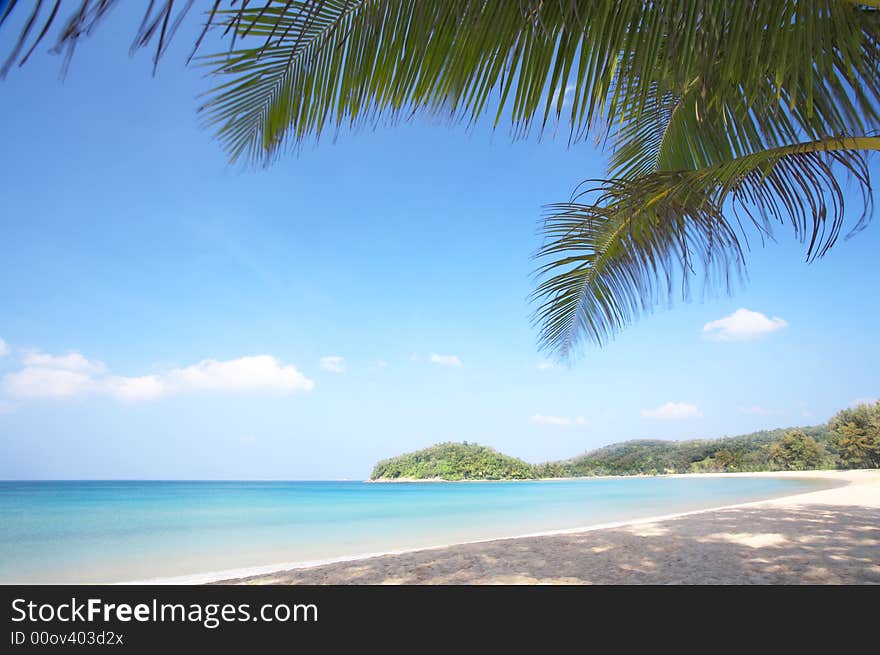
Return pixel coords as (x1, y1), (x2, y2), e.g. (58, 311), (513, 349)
(370, 401), (880, 480)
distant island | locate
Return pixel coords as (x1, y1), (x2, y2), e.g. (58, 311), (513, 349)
(369, 401), (879, 480)
(371, 442), (537, 481)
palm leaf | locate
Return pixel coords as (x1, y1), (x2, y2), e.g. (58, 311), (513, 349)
(200, 0), (880, 164)
(533, 136), (878, 357)
(3, 2), (879, 164)
(2, 1), (879, 360)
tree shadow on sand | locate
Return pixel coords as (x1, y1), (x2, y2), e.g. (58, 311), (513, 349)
(224, 504), (880, 585)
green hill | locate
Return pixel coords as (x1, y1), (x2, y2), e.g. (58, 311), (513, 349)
(370, 425), (838, 481)
(370, 442), (537, 480)
(559, 425), (833, 476)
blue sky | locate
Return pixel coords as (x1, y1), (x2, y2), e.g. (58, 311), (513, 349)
(0, 7), (878, 479)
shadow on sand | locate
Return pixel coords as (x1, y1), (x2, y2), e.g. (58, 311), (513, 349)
(225, 504), (880, 585)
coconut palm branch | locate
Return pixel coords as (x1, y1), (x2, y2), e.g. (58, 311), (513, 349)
(533, 137), (877, 355)
(2, 0), (879, 357)
(4, 2), (877, 156)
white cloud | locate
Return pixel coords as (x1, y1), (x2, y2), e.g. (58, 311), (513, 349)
(702, 308), (788, 342)
(429, 353), (462, 368)
(3, 353), (313, 401)
(0, 338), (8, 357)
(641, 402), (702, 420)
(319, 355), (346, 374)
(163, 356), (314, 394)
(530, 414), (587, 427)
(106, 375), (164, 401)
(550, 84), (575, 107)
(536, 359), (554, 370)
(376, 360), (388, 369)
(23, 351), (107, 374)
(849, 397), (878, 408)
(4, 366), (97, 398)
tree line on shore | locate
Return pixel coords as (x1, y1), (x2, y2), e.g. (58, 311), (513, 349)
(370, 401), (880, 480)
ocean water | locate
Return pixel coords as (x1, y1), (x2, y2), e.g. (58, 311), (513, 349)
(0, 477), (832, 583)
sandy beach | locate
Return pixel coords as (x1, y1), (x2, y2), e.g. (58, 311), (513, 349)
(219, 470), (880, 585)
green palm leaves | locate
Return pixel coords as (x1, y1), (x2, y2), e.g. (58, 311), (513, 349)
(194, 2), (879, 360)
(531, 0), (880, 357)
(164, 1), (880, 357)
(534, 138), (876, 354)
(193, 1), (880, 160)
(198, 0), (607, 164)
(3, 1), (878, 358)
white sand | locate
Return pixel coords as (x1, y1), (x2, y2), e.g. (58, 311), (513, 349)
(219, 470), (880, 585)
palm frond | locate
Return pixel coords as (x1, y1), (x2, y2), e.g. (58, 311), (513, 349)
(200, 0), (880, 164)
(2, 0), (177, 76)
(533, 136), (877, 357)
(2, 1), (879, 360)
(3, 2), (878, 165)
(607, 19), (880, 180)
(197, 0), (593, 164)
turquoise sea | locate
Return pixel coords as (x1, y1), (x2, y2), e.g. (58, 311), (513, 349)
(0, 477), (832, 583)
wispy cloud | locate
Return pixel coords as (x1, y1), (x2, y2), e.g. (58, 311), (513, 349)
(549, 84), (576, 107)
(23, 351), (107, 374)
(530, 414), (586, 426)
(849, 397), (878, 408)
(429, 353), (462, 368)
(163, 357), (313, 395)
(240, 434), (257, 444)
(0, 338), (8, 357)
(737, 405), (774, 416)
(702, 308), (787, 342)
(319, 355), (346, 374)
(3, 352), (314, 402)
(794, 400), (814, 419)
(376, 360), (388, 369)
(4, 366), (97, 399)
(108, 375), (164, 401)
(536, 359), (554, 370)
(641, 402), (702, 420)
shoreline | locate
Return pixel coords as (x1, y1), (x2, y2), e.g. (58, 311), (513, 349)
(220, 468), (879, 585)
(365, 469), (847, 483)
(123, 469), (864, 585)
